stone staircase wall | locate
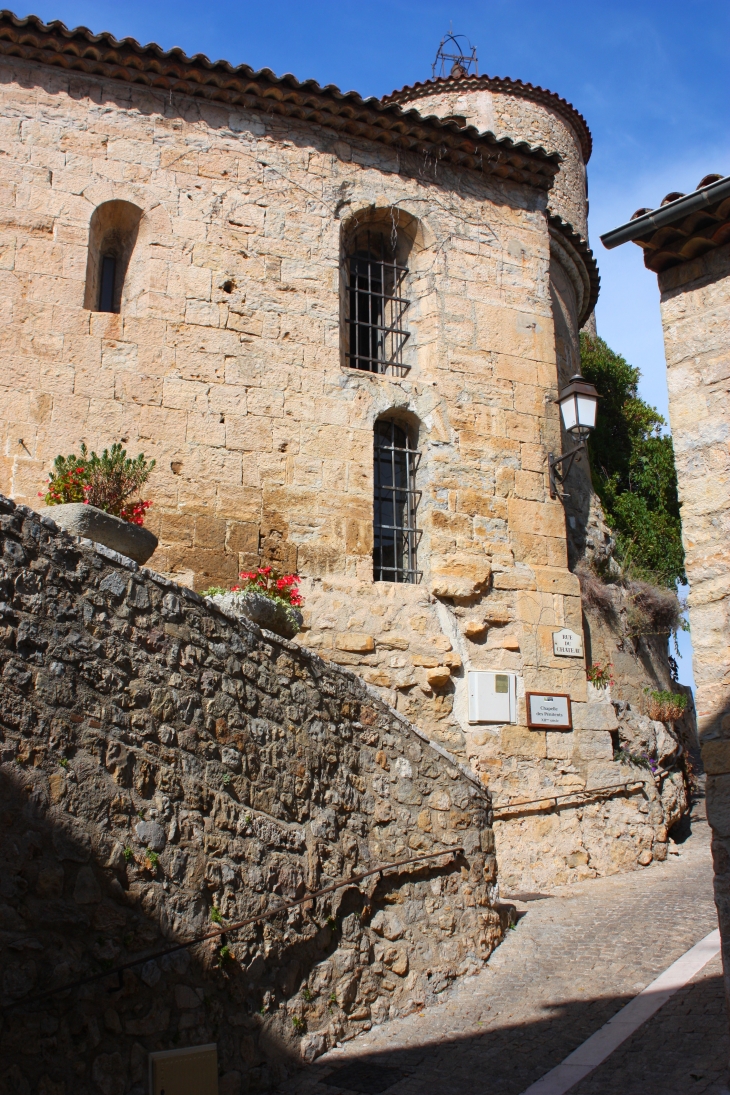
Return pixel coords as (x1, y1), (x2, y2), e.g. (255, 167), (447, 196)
(0, 496), (505, 1093)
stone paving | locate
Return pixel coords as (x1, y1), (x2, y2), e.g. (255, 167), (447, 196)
(278, 800), (726, 1095)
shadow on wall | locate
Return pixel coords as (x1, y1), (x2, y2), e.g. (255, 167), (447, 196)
(272, 968), (728, 1095)
(0, 497), (505, 1093)
(10, 62), (544, 215)
(0, 763), (490, 1095)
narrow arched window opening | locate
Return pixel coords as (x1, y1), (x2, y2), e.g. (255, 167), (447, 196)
(346, 230), (409, 376)
(98, 254), (117, 313)
(84, 200), (143, 313)
(373, 418), (421, 583)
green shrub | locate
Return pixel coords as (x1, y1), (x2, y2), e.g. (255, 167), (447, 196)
(580, 334), (685, 588)
(41, 442), (155, 526)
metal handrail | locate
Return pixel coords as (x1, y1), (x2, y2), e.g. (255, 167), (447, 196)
(3, 845), (463, 1011)
(492, 780), (644, 816)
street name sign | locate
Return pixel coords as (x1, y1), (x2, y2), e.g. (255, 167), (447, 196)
(552, 628), (584, 658)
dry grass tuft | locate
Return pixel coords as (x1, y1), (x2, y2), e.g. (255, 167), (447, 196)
(575, 561), (616, 614)
(626, 579), (684, 637)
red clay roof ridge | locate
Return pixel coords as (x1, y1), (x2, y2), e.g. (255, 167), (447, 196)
(0, 9), (560, 186)
(382, 72), (592, 164)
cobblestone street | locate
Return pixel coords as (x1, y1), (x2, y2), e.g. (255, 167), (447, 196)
(279, 800), (726, 1095)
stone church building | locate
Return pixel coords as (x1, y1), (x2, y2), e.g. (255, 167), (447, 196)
(0, 12), (684, 890)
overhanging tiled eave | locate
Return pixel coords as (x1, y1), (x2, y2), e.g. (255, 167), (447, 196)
(601, 175), (730, 273)
(633, 198), (730, 272)
(0, 11), (560, 191)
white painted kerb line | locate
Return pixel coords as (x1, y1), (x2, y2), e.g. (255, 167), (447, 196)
(520, 927), (721, 1095)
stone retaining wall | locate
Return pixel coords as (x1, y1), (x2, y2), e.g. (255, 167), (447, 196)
(0, 495), (505, 1092)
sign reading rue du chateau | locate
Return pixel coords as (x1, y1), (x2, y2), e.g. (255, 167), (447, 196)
(552, 628), (584, 658)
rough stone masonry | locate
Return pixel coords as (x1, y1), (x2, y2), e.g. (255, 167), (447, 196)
(0, 14), (689, 892)
(0, 494), (508, 1092)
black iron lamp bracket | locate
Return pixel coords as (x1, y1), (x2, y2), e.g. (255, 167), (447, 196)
(548, 441), (585, 499)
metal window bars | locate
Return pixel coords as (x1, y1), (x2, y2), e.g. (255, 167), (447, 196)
(346, 231), (410, 376)
(373, 419), (422, 583)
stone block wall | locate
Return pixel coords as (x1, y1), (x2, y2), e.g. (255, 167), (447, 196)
(384, 78), (590, 238)
(656, 240), (730, 1013)
(0, 48), (681, 895)
(0, 495), (505, 1091)
(659, 243), (730, 744)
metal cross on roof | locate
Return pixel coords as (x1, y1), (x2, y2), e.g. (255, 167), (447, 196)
(432, 30), (478, 79)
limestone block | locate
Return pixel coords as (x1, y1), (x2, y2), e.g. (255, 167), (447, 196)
(514, 469), (545, 501)
(492, 568), (536, 591)
(463, 619), (487, 639)
(501, 725), (547, 759)
(534, 566), (581, 597)
(520, 442), (547, 473)
(571, 702), (618, 731)
(546, 731), (573, 759)
(362, 668), (392, 687)
(426, 666), (451, 688)
(429, 553), (491, 598)
(508, 498), (566, 540)
(517, 590), (555, 625)
(483, 604), (514, 625)
(572, 730), (614, 762)
(702, 739), (730, 776)
(336, 633), (375, 654)
(369, 632), (407, 652)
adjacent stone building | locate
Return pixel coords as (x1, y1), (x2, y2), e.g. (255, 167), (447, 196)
(0, 12), (685, 891)
(602, 172), (730, 1019)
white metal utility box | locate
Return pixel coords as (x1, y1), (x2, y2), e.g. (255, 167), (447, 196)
(468, 671), (517, 724)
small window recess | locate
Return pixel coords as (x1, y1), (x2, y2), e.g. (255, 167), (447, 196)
(84, 199), (143, 314)
(346, 230), (410, 377)
(373, 418), (422, 583)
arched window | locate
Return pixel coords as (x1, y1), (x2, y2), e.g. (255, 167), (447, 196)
(345, 229), (409, 375)
(84, 200), (143, 313)
(373, 418), (421, 583)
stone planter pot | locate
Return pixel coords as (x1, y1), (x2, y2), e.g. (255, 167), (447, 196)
(207, 590), (302, 640)
(38, 502), (158, 566)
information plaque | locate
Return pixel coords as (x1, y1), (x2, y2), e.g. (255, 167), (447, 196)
(552, 628), (584, 658)
(526, 692), (572, 730)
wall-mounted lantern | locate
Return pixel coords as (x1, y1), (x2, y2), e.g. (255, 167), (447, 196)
(548, 373), (600, 498)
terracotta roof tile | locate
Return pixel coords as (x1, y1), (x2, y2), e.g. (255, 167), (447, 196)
(0, 10), (560, 190)
(383, 73), (592, 163)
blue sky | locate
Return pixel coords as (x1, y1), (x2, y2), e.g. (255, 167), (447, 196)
(20, 0), (730, 685)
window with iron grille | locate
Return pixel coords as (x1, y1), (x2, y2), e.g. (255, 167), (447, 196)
(373, 419), (421, 583)
(346, 231), (410, 376)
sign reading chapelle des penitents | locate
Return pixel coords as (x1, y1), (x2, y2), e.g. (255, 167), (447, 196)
(552, 628), (584, 658)
(526, 692), (572, 730)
